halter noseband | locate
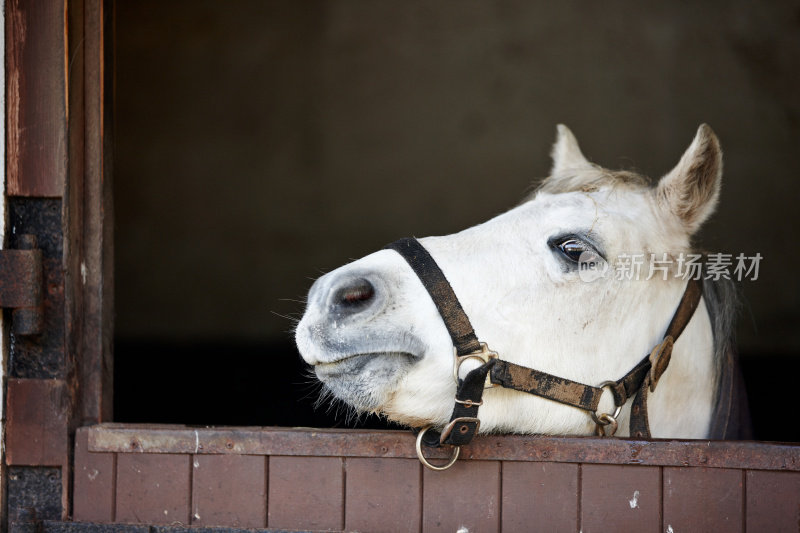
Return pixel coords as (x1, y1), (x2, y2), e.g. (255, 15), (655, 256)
(385, 237), (703, 470)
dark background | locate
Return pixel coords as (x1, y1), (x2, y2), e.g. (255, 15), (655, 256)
(113, 1), (800, 440)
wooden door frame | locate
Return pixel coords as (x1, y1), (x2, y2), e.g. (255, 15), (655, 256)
(4, 0), (113, 526)
(0, 0), (6, 521)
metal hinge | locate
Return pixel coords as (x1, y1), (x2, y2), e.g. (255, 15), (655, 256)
(0, 234), (44, 335)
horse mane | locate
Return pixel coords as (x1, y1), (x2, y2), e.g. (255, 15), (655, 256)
(701, 275), (738, 396)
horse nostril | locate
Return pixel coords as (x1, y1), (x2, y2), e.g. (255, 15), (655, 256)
(334, 278), (375, 307)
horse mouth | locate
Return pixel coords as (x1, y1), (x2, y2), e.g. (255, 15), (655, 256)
(314, 351), (417, 378)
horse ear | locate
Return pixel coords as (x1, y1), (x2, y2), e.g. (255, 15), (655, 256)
(550, 124), (593, 176)
(655, 124), (723, 234)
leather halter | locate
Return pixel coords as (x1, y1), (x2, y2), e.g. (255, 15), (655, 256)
(386, 237), (703, 461)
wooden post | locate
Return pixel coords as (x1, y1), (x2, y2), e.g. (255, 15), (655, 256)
(5, 0), (71, 524)
(4, 0), (113, 526)
(0, 0), (7, 519)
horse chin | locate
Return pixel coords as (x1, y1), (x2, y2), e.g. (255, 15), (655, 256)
(314, 351), (417, 412)
(380, 407), (443, 429)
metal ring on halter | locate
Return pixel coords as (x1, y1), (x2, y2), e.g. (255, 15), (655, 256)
(415, 426), (460, 471)
(452, 343), (498, 386)
(594, 413), (619, 436)
(454, 398), (483, 407)
(590, 381), (623, 436)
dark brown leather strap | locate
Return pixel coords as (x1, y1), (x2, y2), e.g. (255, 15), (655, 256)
(388, 237), (704, 443)
(613, 357), (651, 406)
(490, 361), (604, 411)
(629, 278), (703, 438)
(440, 360), (496, 445)
(385, 238), (482, 356)
(664, 278), (703, 339)
(487, 275), (700, 420)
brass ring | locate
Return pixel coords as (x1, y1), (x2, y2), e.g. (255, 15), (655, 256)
(452, 343), (498, 386)
(453, 354), (492, 385)
(590, 380), (623, 425)
(594, 413), (619, 436)
(415, 426), (460, 471)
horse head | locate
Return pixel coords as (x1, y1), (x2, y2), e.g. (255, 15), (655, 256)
(296, 125), (730, 438)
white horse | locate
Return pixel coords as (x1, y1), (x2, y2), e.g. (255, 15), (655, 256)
(296, 125), (744, 439)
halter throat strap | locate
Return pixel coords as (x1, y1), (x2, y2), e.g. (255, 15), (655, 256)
(386, 237), (703, 445)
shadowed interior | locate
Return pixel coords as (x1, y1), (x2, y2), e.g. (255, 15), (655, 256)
(114, 1), (800, 441)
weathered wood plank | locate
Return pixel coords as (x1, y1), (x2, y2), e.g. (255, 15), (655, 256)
(39, 523), (307, 533)
(151, 527), (310, 533)
(501, 462), (578, 533)
(267, 456), (343, 531)
(6, 0), (68, 197)
(87, 424), (800, 471)
(663, 467), (743, 532)
(190, 454), (266, 529)
(344, 458), (421, 533)
(65, 426), (800, 531)
(40, 521), (149, 533)
(746, 470), (800, 533)
(73, 428), (115, 523)
(75, 0), (115, 425)
(116, 454), (190, 525)
(5, 379), (69, 467)
(580, 464), (661, 533)
(422, 460), (501, 533)
(89, 425), (450, 461)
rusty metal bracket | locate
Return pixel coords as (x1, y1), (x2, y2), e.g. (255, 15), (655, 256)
(0, 234), (44, 335)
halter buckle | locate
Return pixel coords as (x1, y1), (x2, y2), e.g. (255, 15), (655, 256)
(453, 342), (498, 387)
(440, 416), (481, 443)
(648, 336), (674, 392)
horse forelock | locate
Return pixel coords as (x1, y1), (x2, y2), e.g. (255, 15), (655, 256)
(532, 167), (652, 197)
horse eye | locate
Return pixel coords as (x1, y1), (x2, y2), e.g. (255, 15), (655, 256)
(558, 239), (594, 263)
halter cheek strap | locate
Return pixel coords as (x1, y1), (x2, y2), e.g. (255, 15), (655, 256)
(386, 237), (703, 449)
